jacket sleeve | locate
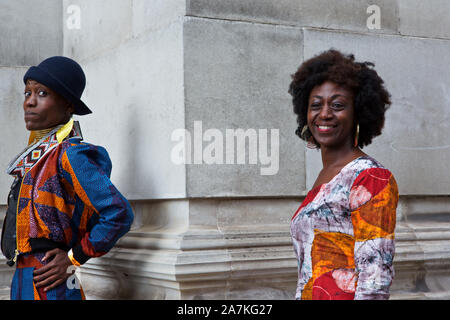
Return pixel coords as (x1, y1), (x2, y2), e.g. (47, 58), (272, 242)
(349, 168), (398, 300)
(60, 142), (134, 265)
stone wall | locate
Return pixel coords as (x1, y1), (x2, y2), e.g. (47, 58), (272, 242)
(0, 0), (449, 299)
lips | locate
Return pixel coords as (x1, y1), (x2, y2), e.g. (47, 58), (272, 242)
(24, 112), (38, 121)
(316, 124), (336, 133)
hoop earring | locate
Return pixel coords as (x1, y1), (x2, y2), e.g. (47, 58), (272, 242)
(300, 125), (319, 149)
(300, 125), (309, 139)
(354, 124), (360, 148)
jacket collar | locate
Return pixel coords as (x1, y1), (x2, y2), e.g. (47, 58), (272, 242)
(6, 120), (83, 178)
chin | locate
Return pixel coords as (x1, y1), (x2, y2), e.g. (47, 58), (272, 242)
(319, 140), (353, 150)
(315, 139), (335, 148)
(25, 122), (44, 131)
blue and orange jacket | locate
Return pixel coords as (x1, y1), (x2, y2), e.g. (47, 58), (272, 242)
(12, 121), (134, 265)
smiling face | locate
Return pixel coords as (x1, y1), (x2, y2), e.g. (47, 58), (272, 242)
(307, 81), (356, 150)
(23, 80), (74, 131)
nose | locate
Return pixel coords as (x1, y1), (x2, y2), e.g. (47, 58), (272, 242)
(24, 93), (37, 108)
(318, 103), (333, 119)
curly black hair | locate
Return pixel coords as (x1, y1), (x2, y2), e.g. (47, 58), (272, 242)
(288, 49), (391, 148)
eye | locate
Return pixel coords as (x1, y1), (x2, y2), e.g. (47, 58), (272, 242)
(332, 102), (345, 110)
(38, 90), (48, 97)
(309, 102), (321, 110)
(24, 91), (34, 99)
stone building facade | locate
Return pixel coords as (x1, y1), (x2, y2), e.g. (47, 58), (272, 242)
(0, 0), (449, 299)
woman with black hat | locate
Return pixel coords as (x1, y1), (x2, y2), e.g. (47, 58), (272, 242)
(1, 56), (134, 300)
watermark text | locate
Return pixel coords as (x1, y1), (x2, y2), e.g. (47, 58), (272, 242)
(171, 121), (280, 176)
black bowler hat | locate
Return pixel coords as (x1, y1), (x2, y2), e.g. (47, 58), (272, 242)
(23, 56), (92, 115)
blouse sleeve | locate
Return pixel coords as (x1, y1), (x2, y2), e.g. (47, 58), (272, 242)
(349, 168), (399, 300)
(60, 142), (134, 265)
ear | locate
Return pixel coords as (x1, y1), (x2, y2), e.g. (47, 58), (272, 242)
(66, 102), (75, 115)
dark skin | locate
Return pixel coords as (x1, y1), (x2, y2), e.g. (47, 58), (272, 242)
(33, 249), (74, 292)
(23, 79), (75, 292)
(307, 81), (366, 189)
(23, 80), (74, 131)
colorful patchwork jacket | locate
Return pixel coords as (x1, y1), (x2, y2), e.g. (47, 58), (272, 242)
(4, 120), (134, 265)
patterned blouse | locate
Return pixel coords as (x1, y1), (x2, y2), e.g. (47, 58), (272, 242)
(290, 156), (399, 300)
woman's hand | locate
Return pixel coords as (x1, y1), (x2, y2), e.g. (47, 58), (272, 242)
(33, 248), (74, 292)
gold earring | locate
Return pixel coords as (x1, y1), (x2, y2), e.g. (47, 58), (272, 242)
(300, 125), (309, 139)
(301, 125), (319, 149)
(354, 124), (360, 147)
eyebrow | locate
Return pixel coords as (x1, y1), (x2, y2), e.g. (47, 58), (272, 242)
(311, 94), (350, 100)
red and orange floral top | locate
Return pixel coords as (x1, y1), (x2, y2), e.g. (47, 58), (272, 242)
(290, 156), (398, 300)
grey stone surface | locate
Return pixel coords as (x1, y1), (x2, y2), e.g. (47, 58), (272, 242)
(81, 199), (298, 300)
(68, 21), (187, 200)
(62, 1), (190, 200)
(63, 0), (133, 62)
(0, 0), (63, 66)
(0, 67), (29, 203)
(392, 196), (450, 299)
(189, 198), (298, 230)
(63, 0), (187, 62)
(183, 17), (304, 197)
(186, 0), (399, 34)
(399, 0), (450, 39)
(303, 28), (450, 195)
(131, 0), (186, 38)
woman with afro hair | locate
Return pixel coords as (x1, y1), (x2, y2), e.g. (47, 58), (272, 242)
(289, 49), (399, 300)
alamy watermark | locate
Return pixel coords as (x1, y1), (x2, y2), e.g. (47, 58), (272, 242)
(366, 5), (381, 30)
(171, 121), (280, 176)
(66, 4), (81, 30)
(66, 4), (382, 31)
(66, 265), (82, 290)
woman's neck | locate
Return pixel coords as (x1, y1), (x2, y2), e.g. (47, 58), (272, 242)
(29, 126), (58, 145)
(320, 144), (366, 170)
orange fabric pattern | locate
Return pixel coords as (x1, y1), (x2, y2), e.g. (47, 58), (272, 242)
(290, 156), (398, 300)
(352, 175), (398, 242)
(302, 230), (355, 300)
